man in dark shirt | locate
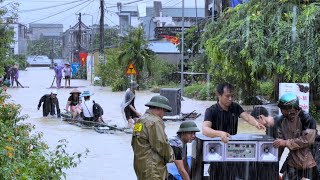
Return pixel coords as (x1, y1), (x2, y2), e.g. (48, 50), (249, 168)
(251, 106), (278, 139)
(202, 82), (265, 143)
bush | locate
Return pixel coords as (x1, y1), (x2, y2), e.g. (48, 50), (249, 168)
(258, 81), (273, 98)
(96, 49), (129, 91)
(14, 55), (28, 70)
(0, 92), (88, 179)
(184, 82), (215, 100)
(146, 59), (177, 87)
(310, 103), (320, 124)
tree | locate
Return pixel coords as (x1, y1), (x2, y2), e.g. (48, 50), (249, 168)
(0, 3), (17, 76)
(203, 0), (320, 103)
(92, 28), (120, 50)
(118, 26), (155, 86)
(27, 38), (62, 59)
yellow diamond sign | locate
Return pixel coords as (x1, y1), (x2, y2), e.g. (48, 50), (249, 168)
(126, 63), (138, 76)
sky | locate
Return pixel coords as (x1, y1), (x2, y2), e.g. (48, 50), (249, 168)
(1, 0), (205, 31)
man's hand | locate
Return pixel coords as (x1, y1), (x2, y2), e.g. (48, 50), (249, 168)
(219, 131), (231, 143)
(273, 139), (287, 148)
(255, 121), (266, 130)
(37, 106), (40, 110)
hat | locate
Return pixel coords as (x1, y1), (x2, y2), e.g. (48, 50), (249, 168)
(130, 81), (139, 88)
(177, 121), (200, 133)
(278, 93), (299, 109)
(65, 62), (70, 66)
(145, 95), (172, 112)
(80, 90), (94, 97)
(51, 89), (58, 95)
(70, 88), (81, 94)
(54, 63), (58, 66)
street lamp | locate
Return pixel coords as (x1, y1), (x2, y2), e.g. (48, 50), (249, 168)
(83, 13), (94, 84)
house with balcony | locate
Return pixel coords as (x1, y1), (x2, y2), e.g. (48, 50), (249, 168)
(61, 22), (91, 62)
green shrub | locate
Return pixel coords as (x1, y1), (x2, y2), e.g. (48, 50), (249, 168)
(310, 103), (320, 124)
(14, 55), (28, 70)
(258, 81), (273, 97)
(184, 82), (215, 100)
(146, 59), (177, 86)
(0, 92), (88, 179)
(96, 49), (129, 91)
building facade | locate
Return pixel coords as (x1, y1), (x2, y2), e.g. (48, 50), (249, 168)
(28, 24), (63, 40)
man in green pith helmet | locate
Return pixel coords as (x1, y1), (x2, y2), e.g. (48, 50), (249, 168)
(274, 93), (318, 180)
(131, 95), (175, 180)
(167, 121), (200, 180)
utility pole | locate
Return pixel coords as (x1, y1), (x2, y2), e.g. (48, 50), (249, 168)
(181, 0), (185, 96)
(78, 12), (82, 56)
(99, 0), (105, 62)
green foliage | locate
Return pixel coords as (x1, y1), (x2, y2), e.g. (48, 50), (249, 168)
(146, 58), (177, 86)
(27, 38), (62, 59)
(184, 82), (215, 100)
(310, 103), (320, 123)
(203, 0), (320, 103)
(118, 26), (155, 86)
(92, 28), (120, 49)
(0, 93), (88, 179)
(258, 81), (274, 97)
(96, 48), (129, 91)
(14, 55), (27, 70)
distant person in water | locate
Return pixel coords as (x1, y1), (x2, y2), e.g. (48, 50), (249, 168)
(53, 63), (63, 89)
(64, 62), (72, 88)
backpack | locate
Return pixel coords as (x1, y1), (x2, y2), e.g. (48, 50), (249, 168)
(93, 101), (104, 120)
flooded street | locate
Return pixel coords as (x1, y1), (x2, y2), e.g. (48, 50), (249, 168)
(8, 67), (280, 179)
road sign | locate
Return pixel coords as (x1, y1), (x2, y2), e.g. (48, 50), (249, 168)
(126, 63), (137, 76)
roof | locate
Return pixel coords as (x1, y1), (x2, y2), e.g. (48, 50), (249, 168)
(29, 23), (63, 28)
(69, 22), (90, 30)
(148, 41), (180, 53)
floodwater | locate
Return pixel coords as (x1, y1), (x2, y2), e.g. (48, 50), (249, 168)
(7, 67), (286, 179)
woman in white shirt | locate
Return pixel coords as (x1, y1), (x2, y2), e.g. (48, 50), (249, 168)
(80, 90), (94, 121)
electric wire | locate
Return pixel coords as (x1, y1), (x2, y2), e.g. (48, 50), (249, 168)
(27, 0), (90, 24)
(19, 0), (88, 13)
(49, 0), (94, 25)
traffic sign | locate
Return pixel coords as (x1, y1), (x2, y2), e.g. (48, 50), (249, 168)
(126, 63), (138, 76)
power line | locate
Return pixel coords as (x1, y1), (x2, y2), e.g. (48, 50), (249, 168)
(49, 0), (94, 24)
(28, 0), (90, 24)
(19, 0), (88, 13)
(170, 1), (182, 7)
(163, 0), (177, 6)
(104, 12), (118, 26)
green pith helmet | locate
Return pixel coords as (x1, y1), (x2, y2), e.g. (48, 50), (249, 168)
(177, 121), (200, 133)
(145, 95), (172, 112)
(278, 93), (299, 109)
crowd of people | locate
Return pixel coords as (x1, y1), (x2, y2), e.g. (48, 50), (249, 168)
(37, 88), (103, 123)
(130, 82), (320, 180)
(29, 66), (320, 180)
